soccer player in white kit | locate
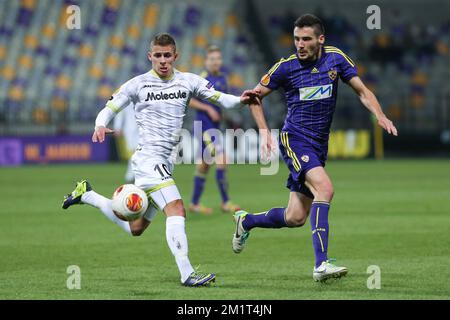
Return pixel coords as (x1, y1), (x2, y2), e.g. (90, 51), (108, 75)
(113, 103), (138, 183)
(62, 33), (259, 287)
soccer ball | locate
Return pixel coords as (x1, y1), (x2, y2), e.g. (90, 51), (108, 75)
(111, 184), (148, 221)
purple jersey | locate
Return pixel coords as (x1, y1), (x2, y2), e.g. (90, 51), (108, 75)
(195, 70), (228, 129)
(261, 46), (358, 146)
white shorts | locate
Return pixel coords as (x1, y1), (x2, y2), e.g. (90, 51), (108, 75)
(131, 150), (181, 221)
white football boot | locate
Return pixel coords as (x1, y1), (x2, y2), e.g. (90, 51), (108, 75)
(313, 260), (348, 282)
(232, 210), (250, 253)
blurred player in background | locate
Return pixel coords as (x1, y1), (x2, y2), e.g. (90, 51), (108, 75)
(62, 33), (259, 287)
(188, 45), (241, 215)
(113, 103), (138, 183)
(232, 14), (398, 282)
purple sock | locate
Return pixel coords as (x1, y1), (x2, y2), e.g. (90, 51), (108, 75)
(191, 175), (206, 205)
(216, 169), (229, 203)
(310, 201), (330, 268)
(242, 207), (287, 230)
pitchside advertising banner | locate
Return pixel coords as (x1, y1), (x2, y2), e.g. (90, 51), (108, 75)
(0, 129), (371, 166)
(0, 135), (110, 166)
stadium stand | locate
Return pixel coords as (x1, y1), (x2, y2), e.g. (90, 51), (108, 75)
(0, 0), (264, 135)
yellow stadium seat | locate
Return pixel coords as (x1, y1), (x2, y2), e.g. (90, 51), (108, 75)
(21, 0), (36, 9)
(33, 108), (49, 124)
(51, 97), (68, 111)
(106, 54), (120, 69)
(56, 75), (72, 90)
(79, 44), (93, 58)
(229, 73), (245, 87)
(411, 93), (425, 108)
(194, 35), (208, 48)
(89, 65), (104, 79)
(0, 46), (7, 60)
(226, 14), (239, 27)
(278, 34), (292, 47)
(42, 24), (56, 39)
(110, 35), (124, 48)
(19, 55), (33, 69)
(411, 72), (428, 86)
(127, 25), (141, 40)
(143, 4), (159, 28)
(191, 54), (204, 68)
(105, 0), (121, 9)
(24, 34), (39, 49)
(9, 86), (24, 101)
(98, 85), (113, 99)
(1, 66), (15, 80)
(210, 24), (224, 39)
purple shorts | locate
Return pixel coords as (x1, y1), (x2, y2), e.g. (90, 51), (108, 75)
(195, 121), (224, 161)
(279, 132), (327, 199)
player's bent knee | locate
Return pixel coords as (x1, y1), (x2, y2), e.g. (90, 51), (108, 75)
(285, 207), (308, 227)
(286, 215), (307, 227)
(164, 199), (186, 217)
(317, 183), (334, 201)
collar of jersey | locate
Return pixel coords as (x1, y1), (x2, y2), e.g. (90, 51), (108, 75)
(149, 69), (175, 81)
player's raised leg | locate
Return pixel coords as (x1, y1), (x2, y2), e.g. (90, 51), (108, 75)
(305, 167), (348, 281)
(232, 191), (311, 253)
(62, 180), (133, 235)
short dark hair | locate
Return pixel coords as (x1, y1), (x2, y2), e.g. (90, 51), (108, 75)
(150, 33), (177, 52)
(294, 14), (325, 36)
(206, 44), (221, 56)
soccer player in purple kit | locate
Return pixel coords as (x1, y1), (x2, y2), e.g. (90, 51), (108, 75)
(188, 45), (241, 215)
(232, 14), (398, 282)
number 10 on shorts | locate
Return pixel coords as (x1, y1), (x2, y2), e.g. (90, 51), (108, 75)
(154, 164), (172, 180)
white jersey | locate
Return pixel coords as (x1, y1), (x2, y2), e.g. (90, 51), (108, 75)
(102, 69), (241, 163)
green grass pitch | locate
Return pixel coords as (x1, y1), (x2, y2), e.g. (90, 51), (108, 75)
(0, 160), (449, 299)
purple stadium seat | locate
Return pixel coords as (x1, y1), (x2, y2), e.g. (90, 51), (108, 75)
(35, 45), (51, 57)
(102, 7), (118, 26)
(122, 45), (136, 56)
(62, 55), (78, 67)
(84, 25), (99, 37)
(16, 7), (34, 27)
(184, 6), (201, 27)
(0, 26), (13, 38)
(168, 25), (183, 38)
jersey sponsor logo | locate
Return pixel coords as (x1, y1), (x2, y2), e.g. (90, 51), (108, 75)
(328, 69), (337, 81)
(299, 84), (333, 101)
(145, 90), (188, 101)
(260, 73), (270, 86)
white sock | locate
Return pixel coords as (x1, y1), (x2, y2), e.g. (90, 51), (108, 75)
(81, 190), (132, 235)
(166, 216), (194, 283)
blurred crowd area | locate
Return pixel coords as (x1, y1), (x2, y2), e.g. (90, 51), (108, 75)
(0, 0), (449, 136)
(0, 0), (262, 135)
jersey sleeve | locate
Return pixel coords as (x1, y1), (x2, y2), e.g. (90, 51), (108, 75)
(105, 78), (137, 114)
(336, 51), (358, 82)
(259, 59), (287, 90)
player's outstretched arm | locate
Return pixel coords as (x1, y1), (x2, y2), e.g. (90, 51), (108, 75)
(348, 76), (398, 136)
(247, 84), (276, 159)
